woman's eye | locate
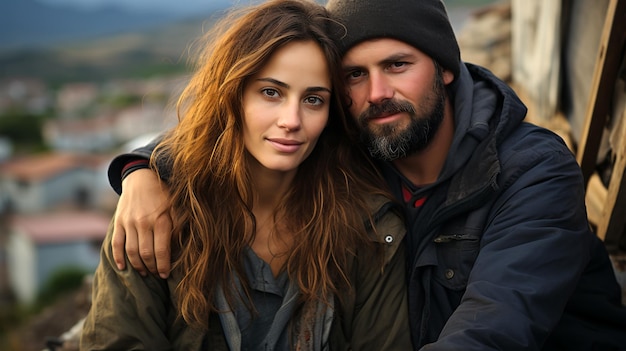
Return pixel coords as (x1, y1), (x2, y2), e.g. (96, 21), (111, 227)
(304, 96), (323, 106)
(262, 88), (279, 98)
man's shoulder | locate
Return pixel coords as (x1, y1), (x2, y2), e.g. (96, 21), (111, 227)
(500, 121), (571, 156)
(495, 121), (580, 183)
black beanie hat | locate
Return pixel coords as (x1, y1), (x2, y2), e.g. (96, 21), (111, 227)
(326, 0), (461, 79)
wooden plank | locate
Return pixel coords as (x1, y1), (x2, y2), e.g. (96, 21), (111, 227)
(586, 173), (608, 236)
(576, 0), (626, 185)
(597, 107), (626, 249)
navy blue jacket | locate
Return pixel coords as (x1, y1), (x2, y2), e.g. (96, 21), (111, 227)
(379, 63), (626, 350)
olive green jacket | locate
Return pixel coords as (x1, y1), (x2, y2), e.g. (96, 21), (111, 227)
(80, 196), (412, 350)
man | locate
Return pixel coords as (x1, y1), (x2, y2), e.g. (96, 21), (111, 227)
(107, 0), (626, 349)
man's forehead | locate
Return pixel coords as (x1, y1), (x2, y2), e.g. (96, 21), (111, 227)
(341, 38), (423, 65)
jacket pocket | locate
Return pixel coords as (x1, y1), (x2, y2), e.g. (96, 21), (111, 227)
(432, 229), (480, 291)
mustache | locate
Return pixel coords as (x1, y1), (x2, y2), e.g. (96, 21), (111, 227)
(359, 99), (416, 121)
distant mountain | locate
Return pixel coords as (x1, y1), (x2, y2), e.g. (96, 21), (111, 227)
(0, 15), (221, 85)
(0, 0), (224, 51)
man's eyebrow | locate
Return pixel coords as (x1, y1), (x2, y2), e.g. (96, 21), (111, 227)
(343, 52), (416, 71)
(375, 52), (416, 67)
(342, 64), (361, 72)
(383, 52), (414, 63)
(256, 77), (331, 94)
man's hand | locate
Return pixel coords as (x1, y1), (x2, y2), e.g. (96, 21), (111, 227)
(111, 168), (173, 278)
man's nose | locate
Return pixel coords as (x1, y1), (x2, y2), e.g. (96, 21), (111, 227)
(368, 71), (393, 104)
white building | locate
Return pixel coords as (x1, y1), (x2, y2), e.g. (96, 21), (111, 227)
(7, 211), (110, 304)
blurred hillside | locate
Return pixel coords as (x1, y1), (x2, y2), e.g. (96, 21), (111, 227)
(0, 18), (210, 86)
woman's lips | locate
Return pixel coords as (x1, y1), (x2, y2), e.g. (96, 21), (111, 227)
(266, 138), (303, 153)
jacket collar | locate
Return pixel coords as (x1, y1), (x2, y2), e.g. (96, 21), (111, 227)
(379, 62), (528, 207)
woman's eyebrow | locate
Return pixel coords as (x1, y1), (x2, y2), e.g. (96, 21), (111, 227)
(257, 77), (331, 93)
(257, 77), (289, 88)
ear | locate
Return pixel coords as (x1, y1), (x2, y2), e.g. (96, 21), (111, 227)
(442, 69), (455, 85)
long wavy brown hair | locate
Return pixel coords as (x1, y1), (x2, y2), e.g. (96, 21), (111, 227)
(152, 0), (390, 329)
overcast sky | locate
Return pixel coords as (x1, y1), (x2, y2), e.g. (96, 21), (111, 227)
(36, 0), (265, 14)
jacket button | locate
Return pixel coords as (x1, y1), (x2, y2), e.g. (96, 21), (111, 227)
(444, 269), (455, 279)
(384, 235), (394, 243)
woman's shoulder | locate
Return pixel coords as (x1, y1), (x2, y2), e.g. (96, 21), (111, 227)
(364, 193), (406, 264)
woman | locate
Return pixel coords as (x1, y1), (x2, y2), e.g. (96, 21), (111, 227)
(80, 0), (411, 350)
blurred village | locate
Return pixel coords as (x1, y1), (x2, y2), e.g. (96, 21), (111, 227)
(1, 0), (625, 350)
(0, 72), (183, 350)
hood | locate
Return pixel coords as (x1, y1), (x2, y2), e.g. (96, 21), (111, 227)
(438, 62), (528, 183)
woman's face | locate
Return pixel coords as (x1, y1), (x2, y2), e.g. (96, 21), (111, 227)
(242, 40), (331, 174)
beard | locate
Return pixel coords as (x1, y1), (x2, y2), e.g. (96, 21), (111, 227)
(357, 66), (446, 161)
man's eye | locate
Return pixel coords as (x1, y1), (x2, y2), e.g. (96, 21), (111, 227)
(389, 62), (411, 71)
(347, 70), (363, 79)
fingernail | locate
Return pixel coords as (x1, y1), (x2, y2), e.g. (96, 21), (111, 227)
(160, 273), (168, 279)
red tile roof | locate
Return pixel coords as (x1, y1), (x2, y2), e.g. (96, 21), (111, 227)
(0, 152), (107, 182)
(11, 211), (111, 244)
